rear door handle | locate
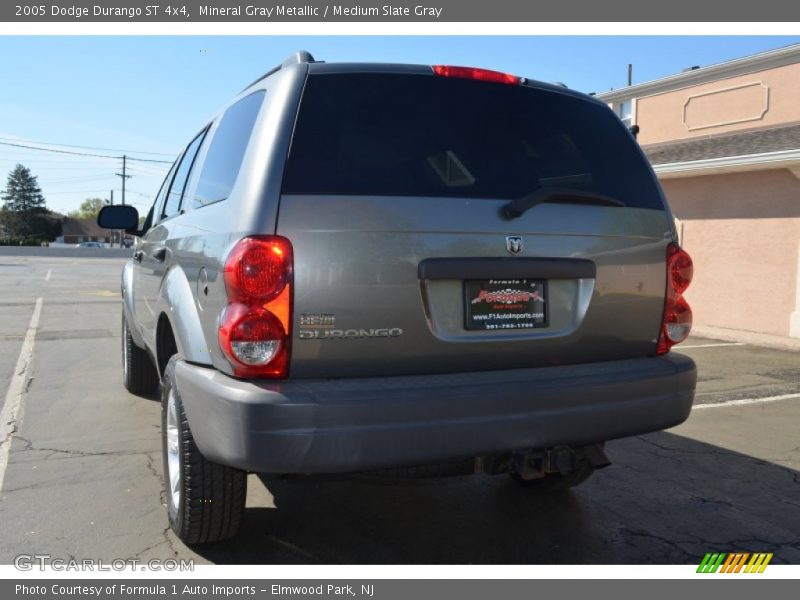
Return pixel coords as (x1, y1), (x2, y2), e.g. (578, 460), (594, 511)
(152, 246), (168, 263)
(133, 250), (144, 263)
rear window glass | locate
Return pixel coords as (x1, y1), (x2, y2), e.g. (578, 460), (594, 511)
(283, 73), (663, 210)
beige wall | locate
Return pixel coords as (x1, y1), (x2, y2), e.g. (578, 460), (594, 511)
(661, 169), (800, 337)
(636, 62), (800, 146)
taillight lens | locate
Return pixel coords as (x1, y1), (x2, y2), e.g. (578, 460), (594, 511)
(224, 236), (292, 302)
(432, 65), (520, 85)
(219, 304), (287, 377)
(219, 236), (293, 378)
(657, 243), (694, 354)
(668, 245), (693, 295)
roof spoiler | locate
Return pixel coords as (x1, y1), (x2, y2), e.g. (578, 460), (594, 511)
(240, 50), (316, 92)
(282, 51), (315, 67)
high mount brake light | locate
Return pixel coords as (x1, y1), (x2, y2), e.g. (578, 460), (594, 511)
(657, 243), (694, 355)
(219, 236), (293, 378)
(432, 65), (520, 85)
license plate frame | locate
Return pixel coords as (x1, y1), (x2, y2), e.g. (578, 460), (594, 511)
(464, 278), (548, 331)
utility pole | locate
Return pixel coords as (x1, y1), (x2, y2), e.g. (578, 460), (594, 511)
(109, 190), (115, 247)
(115, 155), (131, 206)
(114, 156), (132, 250)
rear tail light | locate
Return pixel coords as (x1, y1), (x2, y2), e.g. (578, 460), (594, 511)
(219, 236), (292, 378)
(432, 65), (520, 85)
(223, 236), (290, 302)
(219, 304), (287, 375)
(657, 243), (694, 354)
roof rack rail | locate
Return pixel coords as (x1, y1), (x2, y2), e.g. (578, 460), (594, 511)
(240, 51), (316, 92)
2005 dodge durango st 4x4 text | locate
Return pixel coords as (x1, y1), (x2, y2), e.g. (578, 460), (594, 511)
(98, 52), (697, 544)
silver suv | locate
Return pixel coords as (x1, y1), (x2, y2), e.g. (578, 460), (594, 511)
(98, 52), (697, 544)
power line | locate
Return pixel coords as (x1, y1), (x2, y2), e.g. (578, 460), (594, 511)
(126, 162), (171, 170)
(0, 155), (119, 165)
(0, 165), (116, 170)
(38, 172), (118, 181)
(0, 140), (121, 160)
(41, 189), (112, 195)
(0, 140), (172, 164)
(41, 175), (118, 184)
(125, 189), (156, 198)
(0, 137), (171, 214)
(0, 160), (168, 175)
(127, 155), (175, 164)
(0, 149), (106, 159)
(126, 165), (171, 175)
(0, 154), (170, 174)
(0, 136), (176, 157)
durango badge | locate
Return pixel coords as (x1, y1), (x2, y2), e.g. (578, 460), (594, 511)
(299, 328), (403, 340)
(506, 236), (523, 255)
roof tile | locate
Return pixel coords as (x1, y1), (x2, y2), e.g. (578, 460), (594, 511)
(643, 123), (800, 165)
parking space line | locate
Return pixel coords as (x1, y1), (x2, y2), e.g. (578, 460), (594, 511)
(44, 269), (51, 281)
(681, 342), (746, 349)
(694, 393), (800, 410)
(0, 297), (43, 493)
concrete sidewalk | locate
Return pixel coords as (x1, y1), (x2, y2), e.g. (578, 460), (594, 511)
(691, 325), (800, 352)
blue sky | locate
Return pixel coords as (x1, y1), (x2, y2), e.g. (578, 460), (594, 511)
(1, 35), (798, 215)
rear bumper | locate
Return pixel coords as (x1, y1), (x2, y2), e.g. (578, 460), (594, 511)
(176, 354), (697, 474)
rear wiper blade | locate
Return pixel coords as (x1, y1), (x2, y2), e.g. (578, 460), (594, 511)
(501, 187), (625, 220)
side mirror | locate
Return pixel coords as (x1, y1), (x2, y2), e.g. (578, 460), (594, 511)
(97, 205), (140, 235)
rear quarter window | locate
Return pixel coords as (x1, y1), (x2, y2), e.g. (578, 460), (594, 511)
(283, 73), (664, 210)
(161, 128), (207, 219)
(190, 90), (266, 210)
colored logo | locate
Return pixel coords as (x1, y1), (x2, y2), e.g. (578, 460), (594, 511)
(471, 288), (544, 305)
(697, 552), (773, 573)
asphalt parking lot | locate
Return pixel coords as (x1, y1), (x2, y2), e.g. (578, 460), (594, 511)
(0, 253), (798, 565)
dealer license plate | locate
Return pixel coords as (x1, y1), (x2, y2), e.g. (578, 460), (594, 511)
(464, 279), (548, 331)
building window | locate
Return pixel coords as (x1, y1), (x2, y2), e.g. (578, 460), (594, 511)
(616, 99), (633, 128)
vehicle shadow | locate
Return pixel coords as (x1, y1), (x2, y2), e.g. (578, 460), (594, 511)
(193, 431), (800, 564)
(130, 386), (161, 403)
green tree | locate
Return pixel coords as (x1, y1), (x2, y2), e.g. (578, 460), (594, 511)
(68, 197), (106, 219)
(0, 164), (53, 239)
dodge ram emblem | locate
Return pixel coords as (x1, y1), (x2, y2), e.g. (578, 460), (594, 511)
(506, 236), (523, 255)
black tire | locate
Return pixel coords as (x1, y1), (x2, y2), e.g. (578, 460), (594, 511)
(510, 460), (595, 492)
(122, 312), (159, 395)
(161, 356), (247, 544)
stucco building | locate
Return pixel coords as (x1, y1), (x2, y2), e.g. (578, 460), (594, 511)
(599, 44), (800, 341)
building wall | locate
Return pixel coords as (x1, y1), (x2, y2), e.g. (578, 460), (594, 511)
(635, 62), (800, 146)
(63, 235), (110, 244)
(661, 169), (800, 337)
